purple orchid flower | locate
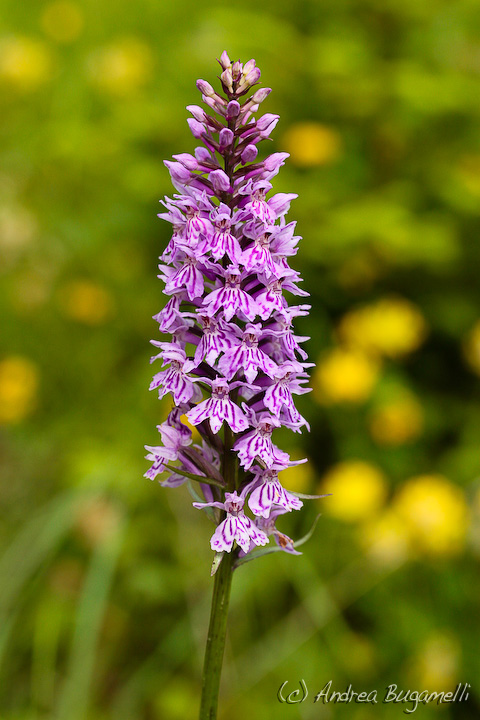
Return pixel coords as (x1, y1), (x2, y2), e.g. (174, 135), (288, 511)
(145, 53), (317, 561)
(194, 491), (269, 553)
(186, 378), (250, 433)
(246, 466), (303, 518)
(218, 323), (278, 383)
(144, 408), (192, 481)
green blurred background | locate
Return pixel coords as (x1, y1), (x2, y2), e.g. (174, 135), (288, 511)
(2, 0), (480, 718)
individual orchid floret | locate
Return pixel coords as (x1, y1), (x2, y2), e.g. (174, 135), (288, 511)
(266, 306), (311, 361)
(194, 491), (269, 553)
(144, 409), (192, 481)
(149, 344), (200, 405)
(237, 179), (276, 223)
(190, 313), (237, 367)
(218, 323), (277, 383)
(164, 247), (208, 301)
(199, 203), (242, 262)
(186, 378), (250, 434)
(234, 409), (290, 470)
(153, 296), (183, 333)
(247, 465), (303, 518)
(241, 222), (278, 277)
(262, 360), (310, 416)
(202, 265), (259, 322)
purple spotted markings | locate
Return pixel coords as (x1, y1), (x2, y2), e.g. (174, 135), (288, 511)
(145, 52), (318, 565)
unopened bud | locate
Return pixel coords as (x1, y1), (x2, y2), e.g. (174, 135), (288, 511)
(210, 169), (230, 193)
(219, 128), (234, 149)
(187, 104), (206, 122)
(226, 100), (240, 119)
(195, 147), (212, 163)
(218, 50), (231, 71)
(172, 153), (198, 171)
(256, 113), (280, 135)
(203, 95), (226, 115)
(196, 79), (215, 97)
(241, 144), (258, 163)
(244, 67), (261, 86)
(243, 59), (256, 74)
(251, 87), (271, 104)
(220, 68), (233, 92)
(187, 118), (206, 138)
(263, 152), (289, 171)
(232, 60), (242, 81)
(164, 161), (191, 183)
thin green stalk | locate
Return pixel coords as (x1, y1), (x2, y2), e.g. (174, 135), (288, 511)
(198, 550), (234, 720)
(199, 417), (237, 719)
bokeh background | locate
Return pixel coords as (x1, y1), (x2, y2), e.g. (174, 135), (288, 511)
(2, 0), (480, 718)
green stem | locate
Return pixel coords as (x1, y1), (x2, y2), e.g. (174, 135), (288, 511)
(199, 413), (237, 718)
(198, 550), (234, 720)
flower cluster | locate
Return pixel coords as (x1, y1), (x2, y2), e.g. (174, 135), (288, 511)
(145, 52), (313, 559)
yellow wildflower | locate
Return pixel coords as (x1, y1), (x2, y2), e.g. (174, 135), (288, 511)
(59, 280), (114, 325)
(87, 38), (153, 96)
(0, 204), (37, 253)
(0, 36), (52, 90)
(361, 509), (410, 566)
(393, 475), (469, 556)
(369, 393), (424, 445)
(282, 122), (342, 167)
(312, 347), (380, 404)
(409, 633), (460, 691)
(319, 460), (387, 522)
(338, 297), (427, 358)
(0, 356), (39, 424)
(41, 1), (84, 44)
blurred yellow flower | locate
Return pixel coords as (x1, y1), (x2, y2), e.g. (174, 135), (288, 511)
(463, 319), (480, 375)
(393, 475), (469, 557)
(87, 38), (153, 96)
(369, 393), (424, 445)
(282, 122), (342, 167)
(59, 280), (114, 325)
(0, 356), (39, 424)
(410, 633), (460, 691)
(41, 1), (84, 44)
(361, 509), (410, 566)
(312, 347), (380, 404)
(338, 297), (427, 358)
(0, 204), (37, 252)
(0, 36), (53, 90)
(319, 460), (387, 522)
(279, 453), (313, 493)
